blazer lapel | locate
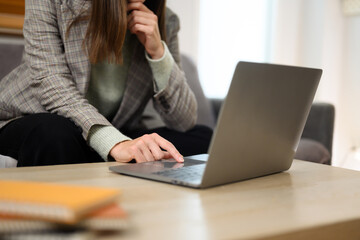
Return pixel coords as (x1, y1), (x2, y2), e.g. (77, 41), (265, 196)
(60, 0), (91, 95)
(64, 0), (89, 18)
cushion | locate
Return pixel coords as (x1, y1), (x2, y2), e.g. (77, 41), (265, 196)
(295, 138), (331, 164)
(0, 44), (24, 80)
(0, 154), (17, 168)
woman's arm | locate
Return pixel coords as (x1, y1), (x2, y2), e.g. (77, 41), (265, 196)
(128, 2), (198, 132)
(24, 0), (110, 139)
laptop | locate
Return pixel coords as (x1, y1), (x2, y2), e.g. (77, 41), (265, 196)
(109, 61), (322, 189)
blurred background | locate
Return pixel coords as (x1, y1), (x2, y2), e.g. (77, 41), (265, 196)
(167, 0), (360, 171)
(1, 0), (360, 170)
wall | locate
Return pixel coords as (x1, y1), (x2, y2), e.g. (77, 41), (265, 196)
(341, 15), (360, 169)
(167, 0), (200, 64)
(169, 0), (360, 169)
(197, 0), (271, 98)
(269, 0), (360, 169)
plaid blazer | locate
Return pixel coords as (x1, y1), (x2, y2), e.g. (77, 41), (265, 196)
(0, 0), (197, 139)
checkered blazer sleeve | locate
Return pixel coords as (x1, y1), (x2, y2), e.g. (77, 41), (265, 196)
(152, 10), (198, 132)
(24, 0), (110, 138)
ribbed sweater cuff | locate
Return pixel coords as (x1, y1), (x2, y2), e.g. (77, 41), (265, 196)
(145, 41), (174, 91)
(87, 125), (131, 161)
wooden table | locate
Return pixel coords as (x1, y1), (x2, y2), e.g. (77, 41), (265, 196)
(1, 160), (360, 239)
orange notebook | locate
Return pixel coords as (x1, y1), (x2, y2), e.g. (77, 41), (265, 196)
(0, 180), (121, 224)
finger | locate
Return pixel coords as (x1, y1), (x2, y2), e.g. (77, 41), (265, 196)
(129, 23), (144, 35)
(139, 134), (164, 161)
(133, 150), (147, 163)
(139, 143), (155, 162)
(129, 24), (155, 37)
(128, 142), (147, 163)
(128, 9), (156, 20)
(152, 134), (184, 162)
(128, 14), (156, 30)
(127, 2), (152, 13)
(147, 140), (168, 160)
(128, 22), (156, 38)
(128, 10), (157, 26)
(134, 138), (155, 162)
(162, 151), (173, 159)
(145, 135), (179, 161)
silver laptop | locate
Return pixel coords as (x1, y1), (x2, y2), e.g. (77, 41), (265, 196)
(109, 61), (322, 188)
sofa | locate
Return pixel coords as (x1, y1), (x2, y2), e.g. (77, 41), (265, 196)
(0, 42), (335, 167)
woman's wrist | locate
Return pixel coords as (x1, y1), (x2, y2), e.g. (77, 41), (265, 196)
(146, 41), (174, 92)
(88, 125), (131, 161)
(148, 43), (165, 60)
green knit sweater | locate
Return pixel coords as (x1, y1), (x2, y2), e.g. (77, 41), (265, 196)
(86, 36), (174, 160)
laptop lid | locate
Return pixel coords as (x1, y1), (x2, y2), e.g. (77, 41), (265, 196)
(200, 62), (321, 188)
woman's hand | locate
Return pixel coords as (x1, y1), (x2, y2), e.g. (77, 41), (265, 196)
(110, 133), (184, 163)
(127, 0), (164, 59)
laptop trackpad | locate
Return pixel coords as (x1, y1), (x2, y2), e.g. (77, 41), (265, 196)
(112, 154), (207, 175)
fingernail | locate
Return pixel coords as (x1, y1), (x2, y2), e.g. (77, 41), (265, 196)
(179, 156), (184, 162)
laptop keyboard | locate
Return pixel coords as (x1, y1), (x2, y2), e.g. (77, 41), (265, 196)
(153, 164), (206, 182)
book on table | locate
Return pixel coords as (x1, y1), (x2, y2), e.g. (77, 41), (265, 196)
(0, 180), (122, 224)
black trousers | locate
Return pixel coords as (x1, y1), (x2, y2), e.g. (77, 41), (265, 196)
(0, 113), (212, 167)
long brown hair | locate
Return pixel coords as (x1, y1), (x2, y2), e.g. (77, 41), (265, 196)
(68, 0), (167, 64)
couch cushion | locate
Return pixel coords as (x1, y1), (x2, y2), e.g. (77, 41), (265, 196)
(301, 103), (335, 161)
(295, 138), (331, 164)
(0, 154), (17, 168)
(0, 43), (24, 80)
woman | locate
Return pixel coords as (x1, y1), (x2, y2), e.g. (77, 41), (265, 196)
(0, 0), (212, 166)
